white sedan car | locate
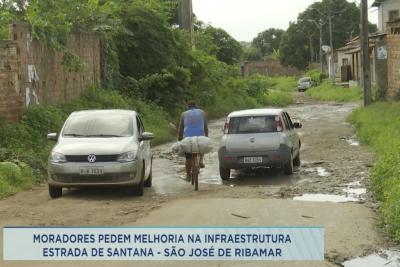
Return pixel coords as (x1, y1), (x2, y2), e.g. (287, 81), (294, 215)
(218, 109), (302, 180)
(47, 110), (154, 198)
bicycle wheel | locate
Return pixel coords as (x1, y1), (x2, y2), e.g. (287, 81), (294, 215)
(191, 153), (199, 191)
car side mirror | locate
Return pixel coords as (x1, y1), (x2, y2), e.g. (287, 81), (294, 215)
(293, 122), (302, 129)
(139, 132), (154, 141)
(47, 133), (58, 141)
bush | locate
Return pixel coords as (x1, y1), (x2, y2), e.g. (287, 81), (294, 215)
(0, 162), (36, 198)
(267, 76), (298, 92)
(262, 90), (294, 107)
(350, 102), (400, 241)
(307, 81), (362, 102)
(306, 69), (325, 86)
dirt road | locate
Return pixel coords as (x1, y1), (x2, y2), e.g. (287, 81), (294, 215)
(0, 94), (391, 266)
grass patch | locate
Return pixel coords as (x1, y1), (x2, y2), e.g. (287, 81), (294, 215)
(262, 90), (294, 107)
(350, 102), (400, 240)
(267, 76), (298, 92)
(307, 81), (362, 102)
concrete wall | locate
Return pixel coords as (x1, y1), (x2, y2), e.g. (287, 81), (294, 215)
(378, 0), (400, 33)
(242, 59), (302, 77)
(0, 22), (101, 123)
(386, 34), (400, 99)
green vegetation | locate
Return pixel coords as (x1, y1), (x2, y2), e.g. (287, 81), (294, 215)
(350, 102), (400, 240)
(267, 76), (298, 92)
(263, 90), (294, 107)
(305, 69), (325, 86)
(306, 81), (362, 102)
(0, 0), (298, 198)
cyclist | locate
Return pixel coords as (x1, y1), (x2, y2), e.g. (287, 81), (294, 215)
(178, 101), (208, 181)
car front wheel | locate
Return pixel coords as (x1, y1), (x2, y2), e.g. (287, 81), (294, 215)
(144, 161), (152, 188)
(49, 185), (62, 199)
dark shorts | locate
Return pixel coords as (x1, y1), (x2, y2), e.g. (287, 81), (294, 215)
(185, 153), (192, 160)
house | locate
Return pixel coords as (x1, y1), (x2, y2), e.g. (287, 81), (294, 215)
(372, 0), (400, 33)
(334, 36), (377, 87)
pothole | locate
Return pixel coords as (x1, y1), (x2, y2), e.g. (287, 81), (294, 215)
(293, 194), (359, 203)
(340, 135), (360, 146)
(342, 249), (400, 267)
(301, 167), (331, 177)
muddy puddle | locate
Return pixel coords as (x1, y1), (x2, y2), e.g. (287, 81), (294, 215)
(343, 249), (400, 267)
(340, 135), (360, 146)
(293, 193), (359, 203)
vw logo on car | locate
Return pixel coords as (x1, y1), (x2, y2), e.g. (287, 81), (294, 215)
(87, 154), (97, 163)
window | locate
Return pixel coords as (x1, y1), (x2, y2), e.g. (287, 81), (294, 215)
(283, 112), (293, 130)
(136, 116), (144, 135)
(63, 113), (133, 137)
(228, 116), (277, 134)
(342, 58), (349, 65)
(389, 10), (399, 22)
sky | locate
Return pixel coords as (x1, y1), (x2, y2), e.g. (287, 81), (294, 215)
(192, 0), (379, 42)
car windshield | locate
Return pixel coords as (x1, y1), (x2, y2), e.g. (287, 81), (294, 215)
(299, 77), (311, 83)
(228, 116), (277, 134)
(62, 113), (134, 137)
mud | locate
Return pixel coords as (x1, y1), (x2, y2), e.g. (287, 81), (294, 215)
(0, 93), (393, 267)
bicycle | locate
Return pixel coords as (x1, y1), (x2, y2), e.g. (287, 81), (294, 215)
(190, 152), (200, 191)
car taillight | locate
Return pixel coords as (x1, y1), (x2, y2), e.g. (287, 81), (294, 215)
(223, 121), (229, 134)
(275, 116), (283, 132)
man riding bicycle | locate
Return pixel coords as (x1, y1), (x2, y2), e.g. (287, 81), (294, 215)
(178, 101), (208, 181)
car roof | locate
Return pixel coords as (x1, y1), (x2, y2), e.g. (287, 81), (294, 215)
(69, 109), (137, 117)
(228, 108), (284, 117)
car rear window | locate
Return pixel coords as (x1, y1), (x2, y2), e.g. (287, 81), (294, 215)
(299, 77), (311, 82)
(62, 113), (134, 137)
(228, 116), (277, 134)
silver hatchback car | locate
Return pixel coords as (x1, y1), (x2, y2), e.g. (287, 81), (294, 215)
(218, 109), (301, 180)
(47, 110), (154, 198)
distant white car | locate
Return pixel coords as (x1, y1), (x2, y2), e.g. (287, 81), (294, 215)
(218, 109), (302, 180)
(297, 77), (313, 92)
(47, 110), (154, 198)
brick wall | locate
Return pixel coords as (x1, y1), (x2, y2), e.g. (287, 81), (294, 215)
(0, 40), (23, 123)
(242, 59), (302, 77)
(0, 22), (101, 123)
(386, 34), (400, 100)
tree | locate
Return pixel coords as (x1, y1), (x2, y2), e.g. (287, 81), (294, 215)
(279, 22), (310, 70)
(196, 25), (243, 65)
(279, 0), (378, 69)
(251, 28), (284, 56)
(243, 46), (263, 61)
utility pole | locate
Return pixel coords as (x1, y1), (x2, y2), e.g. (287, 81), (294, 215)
(361, 0), (372, 106)
(319, 25), (323, 73)
(178, 0), (194, 48)
(328, 9), (335, 84)
(309, 19), (324, 73)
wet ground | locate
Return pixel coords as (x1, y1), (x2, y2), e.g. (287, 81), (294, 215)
(0, 93), (397, 267)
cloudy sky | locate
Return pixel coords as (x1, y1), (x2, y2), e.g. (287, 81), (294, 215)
(192, 0), (379, 42)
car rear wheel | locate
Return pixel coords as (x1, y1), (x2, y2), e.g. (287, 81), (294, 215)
(293, 152), (301, 167)
(284, 153), (294, 175)
(49, 185), (62, 199)
(220, 166), (231, 180)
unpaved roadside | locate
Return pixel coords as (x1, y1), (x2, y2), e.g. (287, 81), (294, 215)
(0, 93), (388, 266)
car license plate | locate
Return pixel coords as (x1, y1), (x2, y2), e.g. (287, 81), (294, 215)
(243, 157), (263, 164)
(79, 167), (104, 175)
